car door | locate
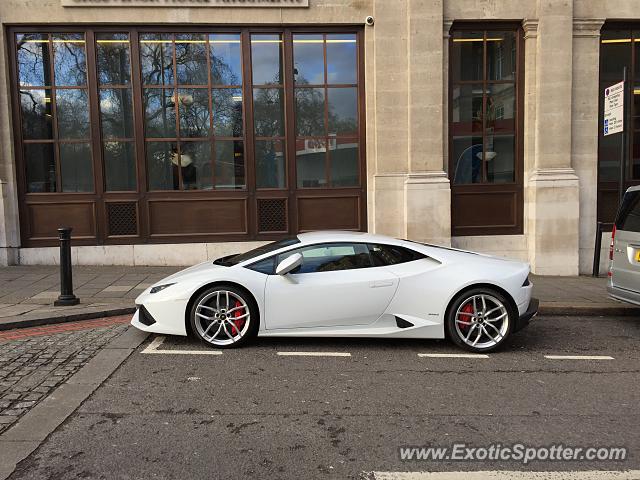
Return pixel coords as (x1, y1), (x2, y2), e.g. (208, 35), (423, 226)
(612, 189), (640, 294)
(264, 242), (399, 330)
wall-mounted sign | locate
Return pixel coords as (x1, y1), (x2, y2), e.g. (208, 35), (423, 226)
(62, 0), (308, 7)
(604, 80), (624, 136)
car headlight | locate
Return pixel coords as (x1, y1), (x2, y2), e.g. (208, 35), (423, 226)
(150, 283), (176, 294)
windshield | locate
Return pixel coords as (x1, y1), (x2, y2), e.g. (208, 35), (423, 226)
(214, 237), (300, 266)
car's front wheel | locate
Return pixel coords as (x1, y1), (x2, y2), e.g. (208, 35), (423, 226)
(190, 285), (258, 348)
(445, 288), (514, 353)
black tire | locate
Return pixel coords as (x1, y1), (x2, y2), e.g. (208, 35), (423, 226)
(189, 284), (259, 349)
(445, 287), (515, 353)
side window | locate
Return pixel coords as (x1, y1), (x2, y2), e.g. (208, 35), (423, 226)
(279, 243), (372, 273)
(617, 191), (640, 233)
(245, 256), (275, 275)
(368, 244), (425, 266)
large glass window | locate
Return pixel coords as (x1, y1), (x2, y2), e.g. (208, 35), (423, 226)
(597, 28), (640, 224)
(450, 30), (518, 185)
(252, 34), (286, 189)
(141, 33), (244, 191)
(97, 33), (136, 191)
(12, 28), (365, 247)
(17, 33), (93, 192)
(293, 33), (360, 188)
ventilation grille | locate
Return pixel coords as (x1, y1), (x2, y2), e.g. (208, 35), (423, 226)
(107, 202), (138, 236)
(257, 198), (287, 233)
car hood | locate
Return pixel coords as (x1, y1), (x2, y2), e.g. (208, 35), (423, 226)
(153, 261), (226, 285)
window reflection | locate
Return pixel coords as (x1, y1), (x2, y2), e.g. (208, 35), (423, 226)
(293, 34), (324, 85)
(328, 88), (357, 135)
(17, 34), (51, 87)
(60, 143), (93, 192)
(181, 141), (212, 190)
(147, 142), (177, 190)
(213, 88), (243, 137)
(210, 34), (242, 86)
(52, 34), (87, 86)
(253, 88), (284, 137)
(487, 31), (516, 81)
(452, 136), (483, 184)
(144, 88), (177, 138)
(326, 34), (357, 85)
(96, 33), (131, 85)
(56, 89), (90, 139)
(215, 140), (245, 189)
(486, 84), (515, 134)
(451, 31), (483, 82)
(330, 142), (358, 187)
(295, 88), (325, 136)
(256, 140), (285, 188)
(25, 143), (56, 193)
(485, 134), (515, 183)
(178, 88), (211, 138)
(175, 34), (208, 85)
(450, 28), (518, 185)
(297, 138), (327, 188)
(104, 142), (136, 191)
(20, 89), (53, 140)
(100, 89), (134, 138)
(140, 34), (174, 86)
(251, 34), (283, 85)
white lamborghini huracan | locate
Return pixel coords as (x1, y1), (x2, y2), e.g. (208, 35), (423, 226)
(131, 231), (538, 353)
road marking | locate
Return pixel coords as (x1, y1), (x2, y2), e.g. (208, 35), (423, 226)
(544, 355), (614, 360)
(418, 353), (490, 359)
(277, 351), (351, 357)
(372, 471), (640, 480)
(141, 335), (223, 355)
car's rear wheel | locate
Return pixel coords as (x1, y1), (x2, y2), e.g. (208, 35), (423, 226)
(446, 288), (514, 352)
(190, 285), (258, 348)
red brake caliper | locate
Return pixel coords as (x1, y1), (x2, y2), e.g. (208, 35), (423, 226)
(230, 300), (246, 336)
(459, 302), (474, 332)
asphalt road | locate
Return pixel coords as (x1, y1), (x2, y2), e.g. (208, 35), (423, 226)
(8, 315), (640, 480)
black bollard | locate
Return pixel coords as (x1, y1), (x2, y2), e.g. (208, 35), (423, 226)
(54, 227), (80, 306)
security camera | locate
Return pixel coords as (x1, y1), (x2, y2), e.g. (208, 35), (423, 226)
(365, 16), (374, 26)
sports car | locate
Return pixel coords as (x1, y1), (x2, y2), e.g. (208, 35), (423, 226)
(131, 231), (538, 352)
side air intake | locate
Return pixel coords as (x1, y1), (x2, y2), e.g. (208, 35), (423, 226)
(395, 317), (414, 329)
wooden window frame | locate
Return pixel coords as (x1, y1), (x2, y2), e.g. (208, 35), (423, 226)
(448, 22), (524, 237)
(7, 25), (367, 247)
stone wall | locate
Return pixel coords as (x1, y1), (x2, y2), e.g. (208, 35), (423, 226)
(0, 0), (633, 273)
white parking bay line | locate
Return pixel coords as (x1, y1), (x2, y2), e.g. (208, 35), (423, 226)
(141, 336), (223, 355)
(372, 471), (640, 480)
(277, 351), (351, 357)
(544, 355), (614, 360)
(418, 353), (489, 359)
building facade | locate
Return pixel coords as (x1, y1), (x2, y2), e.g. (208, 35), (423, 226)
(0, 0), (635, 275)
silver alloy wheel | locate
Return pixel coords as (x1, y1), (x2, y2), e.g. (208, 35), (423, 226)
(194, 290), (250, 346)
(454, 293), (509, 349)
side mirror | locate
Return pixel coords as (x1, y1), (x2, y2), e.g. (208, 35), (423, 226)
(276, 253), (303, 276)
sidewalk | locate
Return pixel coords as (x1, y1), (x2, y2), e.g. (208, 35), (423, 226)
(0, 266), (637, 330)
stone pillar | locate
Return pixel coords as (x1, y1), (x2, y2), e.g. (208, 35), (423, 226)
(572, 19), (605, 273)
(0, 31), (20, 266)
(403, 0), (451, 246)
(371, 0), (409, 238)
(526, 0), (580, 275)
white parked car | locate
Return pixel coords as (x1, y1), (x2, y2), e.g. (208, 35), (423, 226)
(608, 185), (640, 306)
(131, 231), (538, 353)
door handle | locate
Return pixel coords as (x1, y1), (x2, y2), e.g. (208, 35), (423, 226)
(371, 280), (394, 288)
